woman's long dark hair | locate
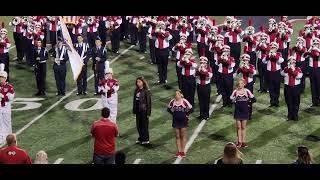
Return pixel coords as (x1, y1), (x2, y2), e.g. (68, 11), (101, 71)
(135, 76), (149, 91)
(297, 146), (314, 164)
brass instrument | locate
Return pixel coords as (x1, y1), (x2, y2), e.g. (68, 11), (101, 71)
(12, 17), (20, 26)
(87, 16), (94, 25)
(221, 52), (229, 61)
(179, 16), (188, 27)
(138, 17), (143, 32)
(268, 22), (278, 32)
(156, 21), (165, 33)
(196, 18), (207, 30)
(231, 19), (242, 31)
(224, 16), (234, 29)
(27, 23), (35, 34)
(149, 16), (158, 24)
(245, 26), (255, 36)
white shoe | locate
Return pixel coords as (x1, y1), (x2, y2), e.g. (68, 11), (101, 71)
(141, 141), (150, 145)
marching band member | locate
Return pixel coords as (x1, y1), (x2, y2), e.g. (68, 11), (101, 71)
(237, 54), (256, 120)
(9, 17), (24, 62)
(267, 16), (278, 43)
(128, 16), (138, 45)
(0, 23), (11, 82)
(120, 16), (129, 41)
(86, 16), (99, 48)
(74, 34), (90, 95)
(222, 16), (234, 32)
(242, 19), (257, 68)
(206, 19), (217, 78)
(290, 32), (307, 92)
(47, 16), (61, 55)
(92, 37), (107, 95)
(41, 16), (47, 47)
(54, 37), (69, 96)
(33, 39), (48, 96)
(147, 16), (157, 64)
(230, 79), (256, 148)
(276, 21), (289, 69)
(167, 16), (180, 57)
(137, 16), (148, 53)
(98, 66), (119, 123)
(178, 16), (193, 42)
(21, 16), (29, 63)
(152, 18), (172, 84)
(304, 37), (320, 107)
(281, 56), (303, 121)
(96, 16), (108, 47)
(256, 27), (269, 93)
(195, 17), (209, 58)
(196, 56), (212, 120)
(263, 42), (284, 107)
(0, 64), (15, 145)
(24, 23), (36, 65)
(71, 17), (86, 44)
(106, 16), (122, 54)
(218, 45), (235, 107)
(177, 49), (197, 107)
(167, 89), (193, 158)
(281, 16), (293, 58)
(209, 31), (224, 95)
(224, 17), (244, 71)
(187, 16), (196, 42)
(172, 34), (192, 89)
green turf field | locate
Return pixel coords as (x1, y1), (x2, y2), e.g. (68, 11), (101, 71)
(0, 16), (319, 164)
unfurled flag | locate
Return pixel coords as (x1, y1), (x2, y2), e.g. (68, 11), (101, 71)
(63, 16), (79, 25)
(59, 16), (84, 81)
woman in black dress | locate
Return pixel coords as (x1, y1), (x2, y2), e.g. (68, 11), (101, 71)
(230, 79), (256, 148)
(132, 76), (151, 145)
(167, 90), (193, 158)
(216, 142), (243, 164)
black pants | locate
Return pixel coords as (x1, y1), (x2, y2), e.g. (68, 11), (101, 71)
(197, 42), (206, 57)
(168, 29), (179, 54)
(49, 30), (61, 47)
(25, 39), (34, 65)
(284, 85), (301, 120)
(220, 73), (233, 106)
(138, 27), (148, 52)
(267, 70), (281, 106)
(120, 16), (128, 41)
(296, 61), (307, 92)
(309, 67), (320, 105)
(53, 63), (67, 94)
(155, 48), (169, 83)
(257, 59), (268, 92)
(278, 49), (288, 70)
(0, 53), (9, 82)
(130, 24), (138, 45)
(197, 83), (211, 119)
(181, 76), (196, 107)
(43, 28), (47, 47)
(111, 28), (121, 53)
(93, 154), (115, 164)
(98, 21), (107, 46)
(215, 68), (222, 94)
(187, 30), (194, 43)
(149, 38), (156, 64)
(94, 68), (105, 93)
(21, 36), (27, 60)
(247, 51), (257, 69)
(176, 62), (182, 89)
(35, 62), (47, 93)
(245, 81), (254, 120)
(136, 110), (149, 142)
(230, 42), (241, 71)
(13, 32), (24, 61)
(87, 32), (98, 48)
(77, 65), (88, 94)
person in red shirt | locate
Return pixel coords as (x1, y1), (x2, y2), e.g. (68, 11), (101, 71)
(0, 134), (32, 164)
(91, 107), (118, 164)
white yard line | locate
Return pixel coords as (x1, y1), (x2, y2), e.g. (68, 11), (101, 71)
(173, 95), (222, 164)
(133, 158), (142, 164)
(255, 160), (262, 164)
(53, 158), (64, 164)
(0, 45), (134, 148)
(9, 45), (15, 51)
(139, 56), (145, 60)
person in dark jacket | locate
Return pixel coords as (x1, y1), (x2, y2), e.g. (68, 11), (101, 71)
(133, 76), (151, 145)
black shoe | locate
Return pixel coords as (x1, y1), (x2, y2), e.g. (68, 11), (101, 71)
(94, 92), (98, 96)
(293, 116), (299, 121)
(56, 92), (61, 96)
(41, 91), (47, 96)
(35, 92), (41, 96)
(274, 104), (279, 107)
(61, 92), (66, 96)
(269, 104), (274, 107)
(311, 103), (319, 107)
(83, 91), (88, 95)
(76, 92), (81, 96)
(197, 116), (202, 120)
(222, 104), (228, 107)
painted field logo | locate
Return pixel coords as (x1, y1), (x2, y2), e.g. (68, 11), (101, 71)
(12, 98), (45, 111)
(64, 98), (103, 111)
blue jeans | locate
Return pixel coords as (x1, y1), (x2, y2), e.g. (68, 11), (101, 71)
(93, 154), (115, 164)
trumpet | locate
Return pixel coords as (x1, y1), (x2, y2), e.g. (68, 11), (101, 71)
(221, 52), (229, 61)
(269, 49), (277, 57)
(245, 26), (255, 36)
(87, 16), (94, 25)
(268, 23), (278, 32)
(179, 16), (188, 27)
(27, 23), (35, 33)
(156, 22), (165, 33)
(197, 18), (207, 30)
(199, 63), (207, 71)
(240, 60), (249, 68)
(12, 17), (20, 26)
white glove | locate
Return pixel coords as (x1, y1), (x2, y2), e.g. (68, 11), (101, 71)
(0, 94), (4, 98)
(36, 57), (41, 61)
